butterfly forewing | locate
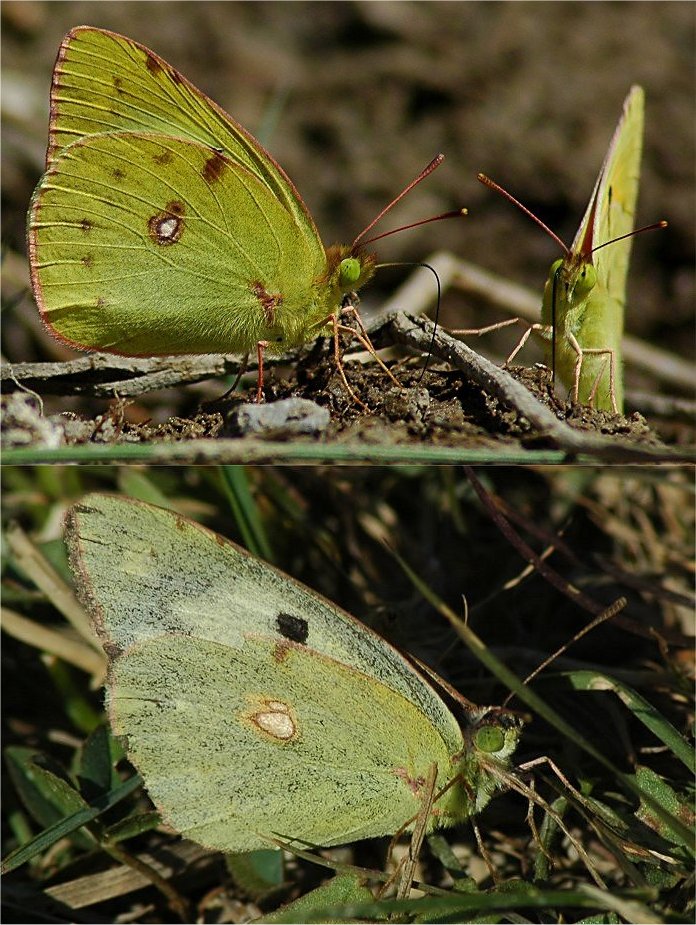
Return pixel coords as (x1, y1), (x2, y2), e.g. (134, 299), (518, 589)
(571, 85), (644, 287)
(66, 494), (465, 753)
(48, 27), (324, 261)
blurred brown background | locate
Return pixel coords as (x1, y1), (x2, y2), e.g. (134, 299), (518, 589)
(2, 0), (694, 372)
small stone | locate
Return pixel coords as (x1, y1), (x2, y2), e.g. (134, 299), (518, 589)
(229, 398), (330, 436)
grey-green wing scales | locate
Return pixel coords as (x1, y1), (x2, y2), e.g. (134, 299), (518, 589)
(109, 633), (461, 852)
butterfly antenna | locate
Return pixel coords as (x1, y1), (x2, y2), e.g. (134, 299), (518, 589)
(478, 173), (569, 255)
(359, 209), (466, 247)
(352, 153), (450, 249)
(501, 596), (627, 708)
(591, 220), (668, 254)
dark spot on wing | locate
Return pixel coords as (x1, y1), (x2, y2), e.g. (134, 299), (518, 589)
(81, 255), (94, 269)
(203, 151), (227, 183)
(113, 76), (124, 94)
(112, 168), (125, 181)
(276, 613), (309, 644)
(153, 150), (174, 166)
(251, 281), (284, 327)
(80, 219), (93, 233)
(103, 642), (123, 659)
(145, 52), (162, 75)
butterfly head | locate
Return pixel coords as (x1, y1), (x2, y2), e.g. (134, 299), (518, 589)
(437, 706), (524, 822)
(323, 244), (377, 302)
(466, 706), (523, 762)
(552, 254), (598, 307)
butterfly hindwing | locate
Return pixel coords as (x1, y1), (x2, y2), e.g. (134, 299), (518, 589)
(108, 631), (463, 852)
(29, 133), (327, 354)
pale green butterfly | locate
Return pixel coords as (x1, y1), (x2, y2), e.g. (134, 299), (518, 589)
(28, 27), (451, 398)
(66, 493), (522, 854)
(480, 85), (650, 413)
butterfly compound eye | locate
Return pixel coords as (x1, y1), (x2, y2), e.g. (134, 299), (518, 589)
(577, 262), (597, 296)
(473, 725), (505, 754)
(339, 257), (362, 286)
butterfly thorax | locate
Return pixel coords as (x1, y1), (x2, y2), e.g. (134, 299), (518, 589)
(260, 246), (376, 353)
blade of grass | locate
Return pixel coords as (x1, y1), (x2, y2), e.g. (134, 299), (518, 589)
(2, 776), (142, 873)
(566, 670), (694, 773)
(218, 466), (274, 561)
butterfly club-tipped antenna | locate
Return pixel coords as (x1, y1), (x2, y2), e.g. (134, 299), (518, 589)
(479, 172), (668, 262)
(352, 154), (462, 250)
(501, 595), (627, 710)
(347, 155), (468, 384)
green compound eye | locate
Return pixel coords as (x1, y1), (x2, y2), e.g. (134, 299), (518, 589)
(474, 725), (505, 754)
(339, 257), (362, 286)
(575, 262), (597, 296)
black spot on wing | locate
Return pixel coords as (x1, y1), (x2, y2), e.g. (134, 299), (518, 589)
(275, 613), (309, 644)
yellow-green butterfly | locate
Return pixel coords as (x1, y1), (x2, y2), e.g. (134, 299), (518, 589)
(481, 85), (649, 413)
(66, 493), (522, 854)
(542, 85), (645, 413)
(28, 27), (447, 394)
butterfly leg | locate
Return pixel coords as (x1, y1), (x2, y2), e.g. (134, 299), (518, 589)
(379, 763), (437, 901)
(328, 313), (368, 410)
(255, 341), (269, 403)
(451, 318), (547, 367)
(503, 758), (605, 887)
(338, 302), (401, 387)
(567, 331), (618, 412)
(216, 353), (251, 402)
(585, 360), (609, 410)
(583, 348), (617, 413)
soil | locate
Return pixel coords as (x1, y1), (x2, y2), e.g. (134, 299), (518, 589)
(1, 2), (693, 455)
